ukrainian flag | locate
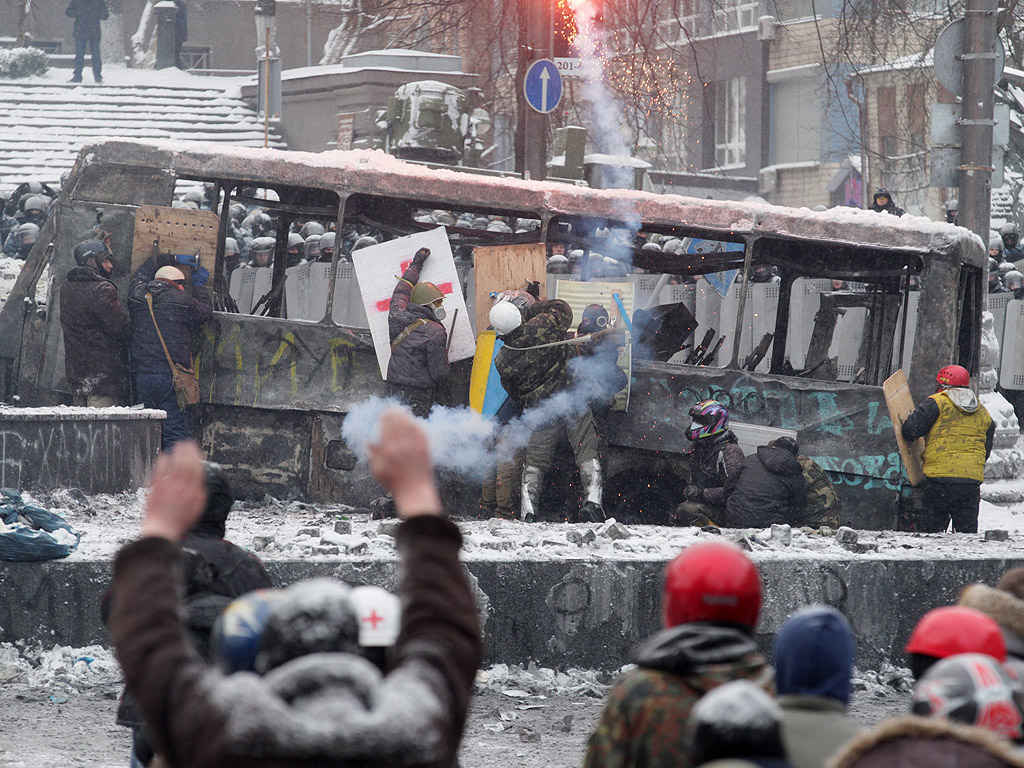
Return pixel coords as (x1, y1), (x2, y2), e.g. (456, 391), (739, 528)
(469, 330), (509, 416)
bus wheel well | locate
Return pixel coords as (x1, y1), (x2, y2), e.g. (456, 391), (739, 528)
(605, 469), (687, 526)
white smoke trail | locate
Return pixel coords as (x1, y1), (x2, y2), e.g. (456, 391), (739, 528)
(571, 0), (633, 189)
(341, 347), (623, 480)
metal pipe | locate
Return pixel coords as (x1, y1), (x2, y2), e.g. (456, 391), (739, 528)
(958, 0), (998, 247)
(264, 26), (271, 149)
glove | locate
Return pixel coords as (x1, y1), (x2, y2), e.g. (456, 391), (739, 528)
(412, 247), (431, 268)
(192, 267), (210, 287)
(175, 252), (199, 269)
(684, 485), (703, 502)
(525, 280), (541, 299)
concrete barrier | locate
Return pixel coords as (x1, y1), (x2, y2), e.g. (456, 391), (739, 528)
(0, 407), (163, 494)
(3, 552), (1022, 670)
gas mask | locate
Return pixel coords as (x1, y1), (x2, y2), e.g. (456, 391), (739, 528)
(432, 300), (447, 322)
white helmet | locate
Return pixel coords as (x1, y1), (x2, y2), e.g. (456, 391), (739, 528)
(490, 300), (523, 335)
(155, 265), (185, 282)
(349, 586), (401, 648)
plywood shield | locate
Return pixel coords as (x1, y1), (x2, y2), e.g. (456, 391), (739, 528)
(131, 205), (220, 274)
(473, 244), (547, 334)
(883, 369), (925, 486)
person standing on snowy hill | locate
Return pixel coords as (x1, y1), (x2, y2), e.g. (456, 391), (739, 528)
(108, 410), (481, 768)
(66, 0), (108, 83)
(59, 238), (130, 406)
(583, 541), (773, 768)
(900, 365), (993, 533)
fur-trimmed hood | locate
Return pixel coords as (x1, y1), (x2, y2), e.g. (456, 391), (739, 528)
(960, 583), (1024, 658)
(826, 715), (1024, 768)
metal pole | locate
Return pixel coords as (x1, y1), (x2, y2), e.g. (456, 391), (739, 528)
(264, 26), (271, 149)
(305, 0), (312, 68)
(523, 0), (550, 180)
(958, 0), (998, 245)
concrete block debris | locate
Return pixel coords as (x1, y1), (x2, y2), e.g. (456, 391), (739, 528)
(598, 519), (632, 540)
(251, 535), (275, 551)
(984, 529), (1010, 541)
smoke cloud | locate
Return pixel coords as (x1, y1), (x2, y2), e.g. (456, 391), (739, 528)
(341, 346), (626, 481)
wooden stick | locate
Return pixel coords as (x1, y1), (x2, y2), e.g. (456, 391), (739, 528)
(446, 308), (459, 353)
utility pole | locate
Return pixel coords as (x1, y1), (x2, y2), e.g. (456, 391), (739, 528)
(958, 0), (999, 242)
(522, 0), (551, 180)
(17, 0), (29, 46)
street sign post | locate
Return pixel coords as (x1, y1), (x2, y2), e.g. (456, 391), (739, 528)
(934, 18), (1005, 96)
(524, 59), (563, 115)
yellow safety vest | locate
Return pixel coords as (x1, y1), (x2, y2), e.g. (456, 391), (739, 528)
(921, 391), (992, 482)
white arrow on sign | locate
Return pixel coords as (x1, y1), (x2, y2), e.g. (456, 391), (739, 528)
(540, 67), (550, 113)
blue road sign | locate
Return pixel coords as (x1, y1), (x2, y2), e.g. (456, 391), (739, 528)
(524, 59), (563, 115)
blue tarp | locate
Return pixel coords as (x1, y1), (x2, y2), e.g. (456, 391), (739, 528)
(0, 488), (79, 562)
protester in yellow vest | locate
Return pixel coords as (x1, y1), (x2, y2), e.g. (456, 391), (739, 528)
(901, 365), (994, 533)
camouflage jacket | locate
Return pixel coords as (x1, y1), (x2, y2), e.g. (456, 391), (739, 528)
(798, 456), (840, 529)
(583, 623), (775, 768)
(494, 299), (573, 409)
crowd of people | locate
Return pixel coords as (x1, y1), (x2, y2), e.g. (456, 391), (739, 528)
(106, 410), (1024, 768)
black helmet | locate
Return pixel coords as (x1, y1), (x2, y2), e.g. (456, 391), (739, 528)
(874, 188), (890, 200)
(990, 256), (1000, 271)
(73, 239), (111, 267)
(946, 198), (959, 212)
(1000, 223), (1020, 237)
(912, 653), (1024, 742)
(1004, 270), (1024, 292)
(998, 261), (1015, 278)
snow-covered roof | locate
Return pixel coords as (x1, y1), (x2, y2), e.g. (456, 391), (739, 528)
(74, 137), (985, 264)
(853, 50), (933, 77)
(0, 66), (284, 194)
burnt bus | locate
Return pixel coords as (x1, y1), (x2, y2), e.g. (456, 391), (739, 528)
(0, 139), (984, 528)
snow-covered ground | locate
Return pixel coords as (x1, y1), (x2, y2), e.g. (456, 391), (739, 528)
(34, 483), (1024, 567)
(0, 639), (912, 768)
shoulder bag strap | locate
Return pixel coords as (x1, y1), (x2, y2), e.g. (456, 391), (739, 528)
(146, 292), (179, 375)
(391, 318), (428, 351)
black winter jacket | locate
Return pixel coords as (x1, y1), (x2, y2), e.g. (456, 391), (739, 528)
(495, 299), (574, 408)
(688, 430), (746, 507)
(59, 266), (130, 398)
(128, 259), (212, 376)
(66, 0), (108, 39)
(725, 445), (807, 528)
(386, 264), (450, 389)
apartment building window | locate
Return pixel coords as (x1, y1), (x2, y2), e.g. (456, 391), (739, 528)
(715, 78), (746, 167)
(771, 76), (821, 163)
(773, 0), (818, 22)
(713, 0), (759, 33)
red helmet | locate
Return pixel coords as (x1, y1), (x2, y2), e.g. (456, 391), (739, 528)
(905, 606), (1007, 661)
(663, 542), (763, 630)
(936, 365), (970, 388)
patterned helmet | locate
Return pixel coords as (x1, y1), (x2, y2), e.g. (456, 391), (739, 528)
(686, 400), (730, 441)
(912, 654), (1024, 742)
(494, 288), (536, 314)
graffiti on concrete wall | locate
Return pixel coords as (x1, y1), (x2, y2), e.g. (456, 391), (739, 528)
(195, 318), (380, 410)
(0, 420), (153, 493)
